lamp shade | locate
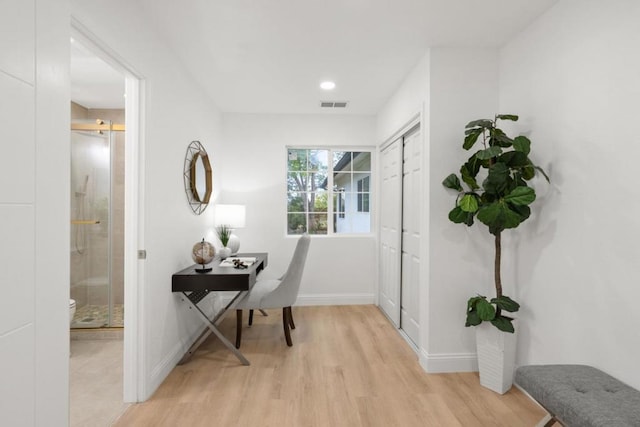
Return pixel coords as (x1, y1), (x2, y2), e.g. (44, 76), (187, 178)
(214, 204), (246, 229)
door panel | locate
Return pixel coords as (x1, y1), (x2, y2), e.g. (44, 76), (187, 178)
(400, 129), (421, 345)
(378, 139), (402, 326)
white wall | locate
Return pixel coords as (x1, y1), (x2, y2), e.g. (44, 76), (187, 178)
(499, 0), (640, 389)
(376, 53), (429, 144)
(219, 114), (377, 304)
(71, 0), (224, 400)
(0, 0), (70, 425)
(426, 48), (499, 371)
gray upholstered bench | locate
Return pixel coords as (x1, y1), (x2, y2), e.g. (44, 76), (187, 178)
(515, 365), (640, 427)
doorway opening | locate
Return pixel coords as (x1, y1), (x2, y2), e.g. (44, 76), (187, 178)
(69, 18), (144, 425)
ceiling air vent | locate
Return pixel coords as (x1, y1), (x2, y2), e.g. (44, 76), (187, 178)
(320, 101), (349, 108)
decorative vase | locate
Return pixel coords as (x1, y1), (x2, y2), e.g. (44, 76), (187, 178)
(218, 246), (232, 260)
(227, 234), (241, 255)
(475, 321), (517, 394)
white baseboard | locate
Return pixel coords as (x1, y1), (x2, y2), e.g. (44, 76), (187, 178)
(144, 326), (205, 401)
(419, 348), (478, 373)
(295, 293), (375, 306)
(221, 292), (375, 307)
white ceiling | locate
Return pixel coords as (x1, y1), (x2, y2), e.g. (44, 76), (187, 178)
(72, 0), (559, 113)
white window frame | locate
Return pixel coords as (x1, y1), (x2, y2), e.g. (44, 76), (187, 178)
(286, 146), (374, 236)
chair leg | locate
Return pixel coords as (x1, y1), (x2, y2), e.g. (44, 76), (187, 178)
(282, 307), (293, 346)
(235, 310), (242, 349)
(248, 309), (254, 326)
(259, 309), (268, 317)
(288, 307), (295, 330)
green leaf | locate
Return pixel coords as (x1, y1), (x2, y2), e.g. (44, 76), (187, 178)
(510, 204), (531, 222)
(448, 206), (469, 224)
(459, 194), (479, 213)
(460, 164), (479, 190)
(522, 161), (535, 180)
(463, 129), (482, 150)
(476, 146), (503, 160)
(483, 162), (509, 195)
(442, 174), (463, 191)
(477, 202), (501, 227)
(490, 296), (520, 313)
(513, 136), (531, 155)
(490, 129), (513, 147)
(477, 201), (523, 235)
(476, 299), (496, 321)
(465, 310), (482, 327)
(504, 186), (536, 206)
(499, 151), (529, 167)
(491, 316), (515, 333)
(496, 114), (519, 122)
(466, 119), (493, 129)
(465, 154), (482, 176)
(467, 295), (485, 311)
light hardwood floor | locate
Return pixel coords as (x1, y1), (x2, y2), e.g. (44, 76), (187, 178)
(114, 305), (546, 426)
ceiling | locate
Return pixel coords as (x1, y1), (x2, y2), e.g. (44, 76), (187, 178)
(72, 0), (559, 113)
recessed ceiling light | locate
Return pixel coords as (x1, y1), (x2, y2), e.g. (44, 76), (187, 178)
(320, 81), (336, 90)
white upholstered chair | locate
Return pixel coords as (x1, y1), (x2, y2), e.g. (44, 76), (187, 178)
(235, 233), (310, 348)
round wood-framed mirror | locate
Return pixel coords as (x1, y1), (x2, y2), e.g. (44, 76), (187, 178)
(183, 141), (212, 215)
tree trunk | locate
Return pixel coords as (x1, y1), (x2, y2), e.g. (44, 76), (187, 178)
(495, 232), (502, 300)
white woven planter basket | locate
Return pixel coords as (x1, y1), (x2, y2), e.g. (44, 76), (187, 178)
(475, 321), (517, 394)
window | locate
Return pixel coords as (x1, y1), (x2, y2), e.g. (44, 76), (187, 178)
(287, 148), (372, 235)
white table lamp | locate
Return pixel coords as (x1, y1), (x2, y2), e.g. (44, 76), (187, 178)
(214, 204), (246, 255)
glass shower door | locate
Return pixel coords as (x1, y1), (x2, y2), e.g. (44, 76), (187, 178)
(70, 120), (112, 328)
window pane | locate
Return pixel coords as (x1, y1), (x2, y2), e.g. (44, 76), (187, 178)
(287, 192), (306, 213)
(313, 170), (329, 190)
(333, 172), (351, 191)
(288, 172), (309, 192)
(308, 213), (327, 235)
(288, 213), (306, 234)
(358, 193), (370, 213)
(308, 191), (328, 213)
(354, 173), (370, 191)
(335, 193), (355, 233)
(333, 151), (351, 171)
(352, 152), (371, 171)
(288, 149), (308, 171)
(309, 149), (328, 172)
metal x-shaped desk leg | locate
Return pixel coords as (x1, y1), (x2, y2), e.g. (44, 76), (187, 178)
(178, 291), (250, 365)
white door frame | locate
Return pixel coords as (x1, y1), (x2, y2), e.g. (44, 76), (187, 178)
(70, 18), (146, 402)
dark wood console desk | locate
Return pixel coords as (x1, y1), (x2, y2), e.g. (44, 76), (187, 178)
(172, 253), (268, 365)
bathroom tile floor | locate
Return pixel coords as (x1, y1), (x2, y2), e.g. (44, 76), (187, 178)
(72, 304), (124, 328)
(70, 339), (129, 426)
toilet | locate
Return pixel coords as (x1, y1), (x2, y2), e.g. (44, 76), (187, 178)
(69, 299), (76, 325)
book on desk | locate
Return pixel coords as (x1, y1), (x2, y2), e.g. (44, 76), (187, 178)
(219, 257), (257, 267)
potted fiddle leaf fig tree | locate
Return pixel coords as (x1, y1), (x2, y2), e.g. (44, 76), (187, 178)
(442, 114), (548, 393)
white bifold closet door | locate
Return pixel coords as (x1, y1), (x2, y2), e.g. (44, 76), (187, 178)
(379, 126), (421, 346)
(400, 129), (421, 346)
(379, 138), (403, 326)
